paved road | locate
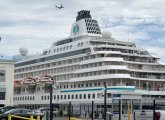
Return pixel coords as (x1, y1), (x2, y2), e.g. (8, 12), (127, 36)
(53, 117), (103, 120)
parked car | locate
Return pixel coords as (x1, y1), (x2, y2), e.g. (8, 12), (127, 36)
(0, 106), (21, 114)
(33, 107), (59, 117)
(0, 108), (43, 120)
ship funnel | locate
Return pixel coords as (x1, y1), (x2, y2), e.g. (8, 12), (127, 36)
(70, 10), (101, 37)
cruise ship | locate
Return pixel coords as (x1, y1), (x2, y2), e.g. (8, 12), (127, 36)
(13, 10), (165, 111)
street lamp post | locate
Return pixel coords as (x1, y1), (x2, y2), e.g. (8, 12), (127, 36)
(42, 75), (55, 120)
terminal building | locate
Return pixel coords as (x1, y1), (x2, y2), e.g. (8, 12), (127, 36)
(0, 55), (14, 107)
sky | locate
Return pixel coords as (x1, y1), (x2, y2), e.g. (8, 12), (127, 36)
(0, 0), (165, 61)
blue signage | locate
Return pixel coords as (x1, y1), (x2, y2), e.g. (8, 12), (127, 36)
(113, 94), (121, 98)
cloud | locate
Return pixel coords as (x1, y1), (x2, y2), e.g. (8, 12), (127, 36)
(0, 0), (165, 60)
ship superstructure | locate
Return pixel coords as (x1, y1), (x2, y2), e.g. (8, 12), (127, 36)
(13, 10), (165, 109)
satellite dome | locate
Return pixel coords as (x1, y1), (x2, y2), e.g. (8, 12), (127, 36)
(102, 31), (112, 39)
(19, 47), (28, 56)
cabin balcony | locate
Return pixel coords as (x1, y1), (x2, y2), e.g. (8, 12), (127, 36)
(14, 88), (21, 94)
(28, 86), (36, 94)
(130, 74), (165, 81)
(44, 84), (52, 93)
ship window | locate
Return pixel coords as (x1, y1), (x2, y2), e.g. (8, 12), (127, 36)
(79, 94), (82, 99)
(103, 82), (106, 86)
(75, 94), (78, 99)
(86, 83), (88, 87)
(54, 95), (56, 100)
(71, 85), (73, 88)
(61, 95), (63, 99)
(44, 96), (46, 100)
(88, 94), (91, 99)
(68, 95), (70, 99)
(63, 46), (65, 50)
(81, 84), (84, 87)
(78, 43), (80, 47)
(94, 83), (97, 86)
(84, 94), (86, 99)
(60, 47), (62, 51)
(47, 95), (49, 100)
(70, 45), (72, 49)
(98, 82), (100, 86)
(57, 95), (59, 100)
(72, 95), (74, 99)
(92, 94), (95, 99)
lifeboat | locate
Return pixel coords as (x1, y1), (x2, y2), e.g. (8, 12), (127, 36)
(39, 76), (53, 84)
(36, 76), (53, 84)
(22, 77), (36, 86)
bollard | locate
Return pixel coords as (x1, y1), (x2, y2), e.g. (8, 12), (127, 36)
(30, 115), (34, 120)
(8, 115), (11, 120)
(37, 115), (40, 120)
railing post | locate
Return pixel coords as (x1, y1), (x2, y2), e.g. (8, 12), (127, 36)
(80, 104), (81, 116)
(69, 101), (71, 120)
(153, 99), (156, 120)
(8, 115), (11, 120)
(50, 84), (53, 120)
(104, 84), (107, 120)
(119, 99), (121, 120)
